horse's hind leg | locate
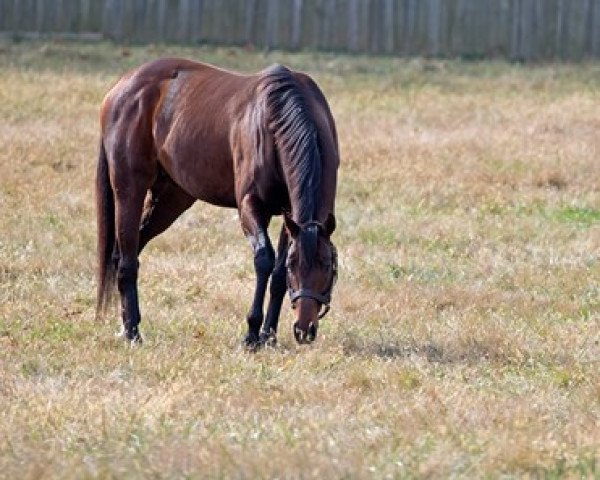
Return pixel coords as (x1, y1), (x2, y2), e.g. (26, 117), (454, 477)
(113, 169), (153, 343)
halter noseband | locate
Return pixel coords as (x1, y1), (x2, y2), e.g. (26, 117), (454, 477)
(286, 222), (337, 319)
(288, 287), (332, 319)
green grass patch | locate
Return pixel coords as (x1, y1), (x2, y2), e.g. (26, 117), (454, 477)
(551, 206), (600, 226)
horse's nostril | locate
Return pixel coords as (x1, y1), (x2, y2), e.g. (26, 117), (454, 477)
(293, 323), (306, 343)
(307, 322), (317, 342)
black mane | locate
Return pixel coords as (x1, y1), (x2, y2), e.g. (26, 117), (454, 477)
(261, 64), (321, 225)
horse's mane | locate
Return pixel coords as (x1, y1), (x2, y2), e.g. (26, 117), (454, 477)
(259, 64), (321, 226)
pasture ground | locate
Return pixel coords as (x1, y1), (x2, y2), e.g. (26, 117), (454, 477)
(0, 41), (599, 478)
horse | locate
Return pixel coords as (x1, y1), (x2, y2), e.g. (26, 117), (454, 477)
(96, 58), (339, 347)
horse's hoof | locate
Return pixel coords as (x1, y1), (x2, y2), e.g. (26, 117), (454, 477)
(243, 332), (261, 351)
(116, 326), (143, 345)
(259, 331), (277, 347)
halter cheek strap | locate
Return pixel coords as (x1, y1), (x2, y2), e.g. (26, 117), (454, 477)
(287, 243), (337, 320)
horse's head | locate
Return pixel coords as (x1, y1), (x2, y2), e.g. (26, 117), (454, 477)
(284, 213), (337, 344)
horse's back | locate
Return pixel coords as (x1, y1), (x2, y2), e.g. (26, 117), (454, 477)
(100, 58), (338, 211)
(100, 58), (239, 132)
(101, 58), (255, 207)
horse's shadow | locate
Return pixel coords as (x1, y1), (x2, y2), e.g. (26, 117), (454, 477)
(340, 334), (499, 364)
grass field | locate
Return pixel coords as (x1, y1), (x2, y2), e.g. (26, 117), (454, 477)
(0, 40), (599, 478)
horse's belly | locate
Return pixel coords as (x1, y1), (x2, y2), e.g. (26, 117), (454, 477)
(159, 149), (237, 208)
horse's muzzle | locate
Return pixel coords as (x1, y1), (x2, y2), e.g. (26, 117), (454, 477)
(293, 321), (317, 344)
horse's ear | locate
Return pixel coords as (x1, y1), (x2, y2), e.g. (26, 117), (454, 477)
(283, 213), (300, 238)
(324, 213), (336, 236)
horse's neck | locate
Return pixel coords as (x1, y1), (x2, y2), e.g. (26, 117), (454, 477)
(287, 174), (333, 225)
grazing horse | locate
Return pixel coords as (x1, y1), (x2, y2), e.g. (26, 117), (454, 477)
(96, 58), (339, 346)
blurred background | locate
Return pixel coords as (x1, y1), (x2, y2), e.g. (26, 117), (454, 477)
(2, 2), (600, 479)
(2, 0), (600, 61)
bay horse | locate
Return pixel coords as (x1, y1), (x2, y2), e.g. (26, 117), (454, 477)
(96, 58), (339, 347)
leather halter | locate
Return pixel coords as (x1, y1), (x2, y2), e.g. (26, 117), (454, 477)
(286, 223), (337, 319)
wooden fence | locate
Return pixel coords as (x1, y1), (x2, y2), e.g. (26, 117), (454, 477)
(2, 0), (600, 60)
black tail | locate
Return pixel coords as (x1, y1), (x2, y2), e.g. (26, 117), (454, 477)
(96, 140), (116, 317)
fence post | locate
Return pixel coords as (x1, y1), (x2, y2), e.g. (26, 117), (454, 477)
(383, 0), (394, 53)
(190, 0), (202, 44)
(244, 0), (255, 45)
(556, 0), (565, 59)
(291, 0), (303, 50)
(265, 0), (279, 49)
(348, 0), (359, 52)
(582, 0), (593, 57)
(592, 0), (600, 57)
(35, 0), (45, 31)
(428, 0), (441, 56)
(102, 0), (119, 40)
(510, 0), (521, 60)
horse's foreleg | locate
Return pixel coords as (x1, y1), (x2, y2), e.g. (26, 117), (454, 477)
(239, 195), (274, 348)
(260, 224), (288, 345)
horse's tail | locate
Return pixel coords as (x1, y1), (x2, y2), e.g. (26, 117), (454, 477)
(95, 139), (116, 318)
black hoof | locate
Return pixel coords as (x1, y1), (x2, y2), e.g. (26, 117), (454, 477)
(116, 326), (143, 345)
(243, 331), (261, 351)
(126, 325), (142, 344)
(259, 330), (277, 347)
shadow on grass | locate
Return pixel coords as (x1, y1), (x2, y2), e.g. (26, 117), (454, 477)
(340, 332), (524, 365)
(341, 333), (438, 361)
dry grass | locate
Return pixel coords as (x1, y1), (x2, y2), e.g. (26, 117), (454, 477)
(1, 41), (599, 478)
